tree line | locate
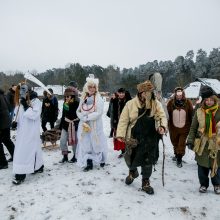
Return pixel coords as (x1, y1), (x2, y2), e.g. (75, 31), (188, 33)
(1, 48), (220, 96)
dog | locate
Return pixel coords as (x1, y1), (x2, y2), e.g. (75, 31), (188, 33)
(41, 128), (61, 149)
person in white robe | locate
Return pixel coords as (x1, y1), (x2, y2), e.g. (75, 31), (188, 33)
(12, 83), (44, 185)
(76, 74), (108, 171)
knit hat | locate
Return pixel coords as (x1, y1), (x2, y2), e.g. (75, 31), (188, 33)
(137, 80), (154, 93)
(118, 88), (126, 93)
(64, 88), (75, 96)
(200, 86), (217, 100)
(68, 81), (78, 88)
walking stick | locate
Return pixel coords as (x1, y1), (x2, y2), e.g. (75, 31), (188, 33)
(159, 117), (166, 187)
(161, 136), (166, 187)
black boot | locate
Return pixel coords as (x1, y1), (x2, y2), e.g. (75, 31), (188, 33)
(12, 174), (26, 185)
(0, 164), (8, 170)
(172, 155), (177, 161)
(100, 163), (105, 167)
(176, 155), (183, 168)
(69, 154), (77, 163)
(59, 154), (68, 163)
(125, 169), (139, 185)
(142, 178), (154, 195)
(83, 159), (93, 172)
(34, 165), (44, 174)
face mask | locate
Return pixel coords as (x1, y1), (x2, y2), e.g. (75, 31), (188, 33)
(20, 84), (29, 99)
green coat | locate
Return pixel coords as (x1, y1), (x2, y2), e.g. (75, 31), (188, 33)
(187, 107), (220, 168)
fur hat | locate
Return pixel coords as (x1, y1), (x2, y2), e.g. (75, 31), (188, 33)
(64, 88), (75, 96)
(200, 86), (217, 100)
(137, 80), (154, 93)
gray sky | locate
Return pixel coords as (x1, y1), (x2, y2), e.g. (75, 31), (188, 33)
(0, 0), (220, 73)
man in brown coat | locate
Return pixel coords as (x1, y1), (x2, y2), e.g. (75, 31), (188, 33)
(167, 87), (193, 168)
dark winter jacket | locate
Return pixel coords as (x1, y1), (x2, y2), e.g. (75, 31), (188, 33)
(41, 96), (59, 122)
(0, 89), (11, 130)
(60, 99), (79, 131)
(128, 108), (160, 167)
(6, 88), (15, 111)
(111, 97), (131, 129)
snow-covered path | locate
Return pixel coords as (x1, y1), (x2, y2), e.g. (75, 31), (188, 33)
(0, 102), (219, 220)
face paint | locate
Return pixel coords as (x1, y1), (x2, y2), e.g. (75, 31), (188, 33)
(19, 84), (29, 99)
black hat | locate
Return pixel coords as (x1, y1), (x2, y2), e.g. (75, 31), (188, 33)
(118, 88), (126, 93)
(68, 81), (78, 88)
(200, 86), (216, 100)
(30, 91), (38, 100)
(48, 88), (53, 94)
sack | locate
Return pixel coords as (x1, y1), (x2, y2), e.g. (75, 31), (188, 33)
(193, 138), (201, 153)
(125, 138), (138, 155)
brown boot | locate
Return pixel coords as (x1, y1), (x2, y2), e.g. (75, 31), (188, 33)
(125, 169), (139, 185)
(142, 179), (154, 195)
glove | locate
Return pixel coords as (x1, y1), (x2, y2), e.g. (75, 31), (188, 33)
(187, 143), (194, 150)
(11, 121), (17, 130)
(20, 98), (29, 111)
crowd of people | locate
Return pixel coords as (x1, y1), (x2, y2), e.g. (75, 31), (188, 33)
(0, 74), (220, 195)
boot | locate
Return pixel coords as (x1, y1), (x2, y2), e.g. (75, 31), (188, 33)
(59, 154), (68, 163)
(34, 165), (44, 174)
(172, 155), (177, 161)
(100, 163), (105, 167)
(176, 155), (182, 168)
(83, 159), (93, 172)
(142, 179), (154, 195)
(69, 154), (77, 163)
(118, 149), (125, 158)
(0, 164), (8, 170)
(12, 174), (26, 185)
(125, 169), (139, 185)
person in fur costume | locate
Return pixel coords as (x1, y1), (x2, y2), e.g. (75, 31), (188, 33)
(167, 87), (193, 167)
(187, 86), (220, 194)
(112, 88), (131, 158)
(76, 74), (108, 171)
(59, 88), (79, 163)
(116, 80), (167, 195)
(12, 82), (44, 185)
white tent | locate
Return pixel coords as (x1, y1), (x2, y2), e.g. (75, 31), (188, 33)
(184, 78), (220, 99)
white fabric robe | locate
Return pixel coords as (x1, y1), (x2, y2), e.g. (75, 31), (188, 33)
(13, 98), (44, 174)
(76, 94), (108, 167)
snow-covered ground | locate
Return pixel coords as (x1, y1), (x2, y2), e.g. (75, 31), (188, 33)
(0, 101), (220, 220)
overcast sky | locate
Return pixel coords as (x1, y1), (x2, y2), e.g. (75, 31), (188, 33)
(0, 0), (220, 73)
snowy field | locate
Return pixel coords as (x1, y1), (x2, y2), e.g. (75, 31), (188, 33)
(0, 101), (220, 220)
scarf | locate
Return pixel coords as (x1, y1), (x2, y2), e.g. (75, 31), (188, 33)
(65, 117), (77, 145)
(63, 98), (74, 111)
(203, 104), (218, 138)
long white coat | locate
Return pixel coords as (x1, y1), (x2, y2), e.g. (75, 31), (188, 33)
(13, 98), (44, 174)
(76, 94), (108, 167)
